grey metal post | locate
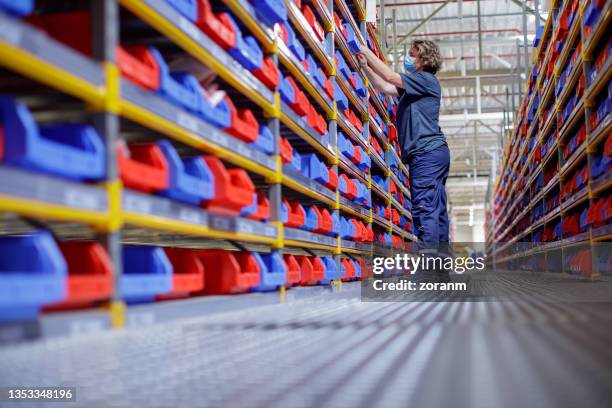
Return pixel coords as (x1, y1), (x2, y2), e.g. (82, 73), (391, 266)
(268, 52), (282, 233)
(521, 0), (529, 80)
(392, 9), (398, 72)
(534, 0), (541, 32)
(380, 0), (386, 54)
(477, 0), (483, 71)
(516, 39), (523, 104)
(91, 0), (122, 303)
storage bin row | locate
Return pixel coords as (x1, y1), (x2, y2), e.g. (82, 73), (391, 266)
(27, 10), (276, 149)
(120, 140), (262, 214)
(333, 11), (363, 54)
(0, 229), (369, 321)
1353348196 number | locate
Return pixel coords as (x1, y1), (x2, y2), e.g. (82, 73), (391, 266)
(2, 387), (76, 401)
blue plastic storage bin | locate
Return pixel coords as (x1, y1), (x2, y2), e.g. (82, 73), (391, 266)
(300, 154), (328, 184)
(165, 0), (197, 21)
(157, 140), (215, 205)
(285, 23), (306, 61)
(290, 150), (302, 172)
(340, 216), (355, 239)
(353, 260), (361, 278)
(0, 231), (67, 322)
(356, 146), (370, 171)
(251, 0), (287, 27)
(250, 125), (274, 155)
(0, 96), (106, 181)
(335, 51), (351, 81)
(304, 206), (319, 231)
(199, 95), (232, 129)
(251, 251), (287, 292)
(352, 73), (367, 97)
(306, 55), (325, 89)
(279, 74), (296, 105)
(281, 200), (289, 223)
(225, 15), (263, 71)
(344, 24), (362, 53)
(591, 153), (611, 179)
(386, 149), (398, 170)
(338, 132), (354, 160)
(322, 256), (340, 281)
(121, 246), (173, 303)
(338, 174), (347, 196)
(150, 49), (202, 112)
(0, 0), (34, 15)
(583, 0), (602, 27)
(328, 212), (340, 237)
(334, 78), (349, 110)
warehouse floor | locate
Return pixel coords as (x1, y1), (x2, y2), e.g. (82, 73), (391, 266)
(1, 273), (612, 408)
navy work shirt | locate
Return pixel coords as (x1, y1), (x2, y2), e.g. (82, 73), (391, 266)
(396, 71), (446, 161)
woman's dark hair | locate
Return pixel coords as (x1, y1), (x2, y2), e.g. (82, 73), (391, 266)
(411, 39), (443, 74)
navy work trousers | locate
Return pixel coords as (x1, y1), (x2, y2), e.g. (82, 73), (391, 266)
(407, 144), (450, 244)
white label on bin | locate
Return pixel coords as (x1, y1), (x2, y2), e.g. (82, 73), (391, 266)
(235, 143), (252, 159)
(124, 195), (152, 214)
(69, 319), (106, 335)
(178, 208), (202, 224)
(208, 129), (225, 145)
(178, 17), (201, 41)
(237, 220), (254, 235)
(177, 112), (199, 133)
(64, 189), (99, 211)
(211, 216), (231, 231)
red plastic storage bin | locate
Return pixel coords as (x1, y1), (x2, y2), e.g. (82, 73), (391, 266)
(325, 167), (338, 190)
(202, 156), (255, 215)
(198, 250), (260, 294)
(196, 2), (237, 49)
(247, 191), (271, 221)
(313, 209), (334, 234)
(157, 248), (205, 300)
(253, 56), (280, 89)
(310, 256), (326, 282)
(351, 145), (362, 166)
(388, 124), (398, 144)
(341, 258), (355, 281)
(284, 200), (306, 228)
(225, 97), (259, 143)
(286, 76), (310, 116)
(391, 208), (400, 224)
(117, 142), (169, 193)
(44, 241), (113, 310)
(302, 6), (324, 42)
(116, 45), (161, 91)
(341, 174), (358, 200)
(296, 255), (314, 285)
(307, 105), (327, 135)
(324, 76), (335, 99)
(280, 137), (293, 164)
(283, 254), (301, 285)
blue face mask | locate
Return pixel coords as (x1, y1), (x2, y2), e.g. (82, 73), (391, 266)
(404, 55), (417, 73)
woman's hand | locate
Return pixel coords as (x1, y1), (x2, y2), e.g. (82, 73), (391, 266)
(356, 52), (368, 68)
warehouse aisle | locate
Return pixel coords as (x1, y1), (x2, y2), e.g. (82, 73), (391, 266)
(2, 274), (612, 408)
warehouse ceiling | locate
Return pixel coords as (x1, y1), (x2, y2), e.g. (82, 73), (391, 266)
(377, 0), (547, 227)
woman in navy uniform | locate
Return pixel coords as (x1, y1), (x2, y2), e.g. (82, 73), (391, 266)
(358, 40), (449, 251)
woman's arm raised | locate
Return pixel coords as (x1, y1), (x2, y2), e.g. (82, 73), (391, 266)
(359, 48), (403, 89)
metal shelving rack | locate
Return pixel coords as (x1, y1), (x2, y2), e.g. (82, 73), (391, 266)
(0, 0), (415, 336)
(487, 0), (611, 275)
